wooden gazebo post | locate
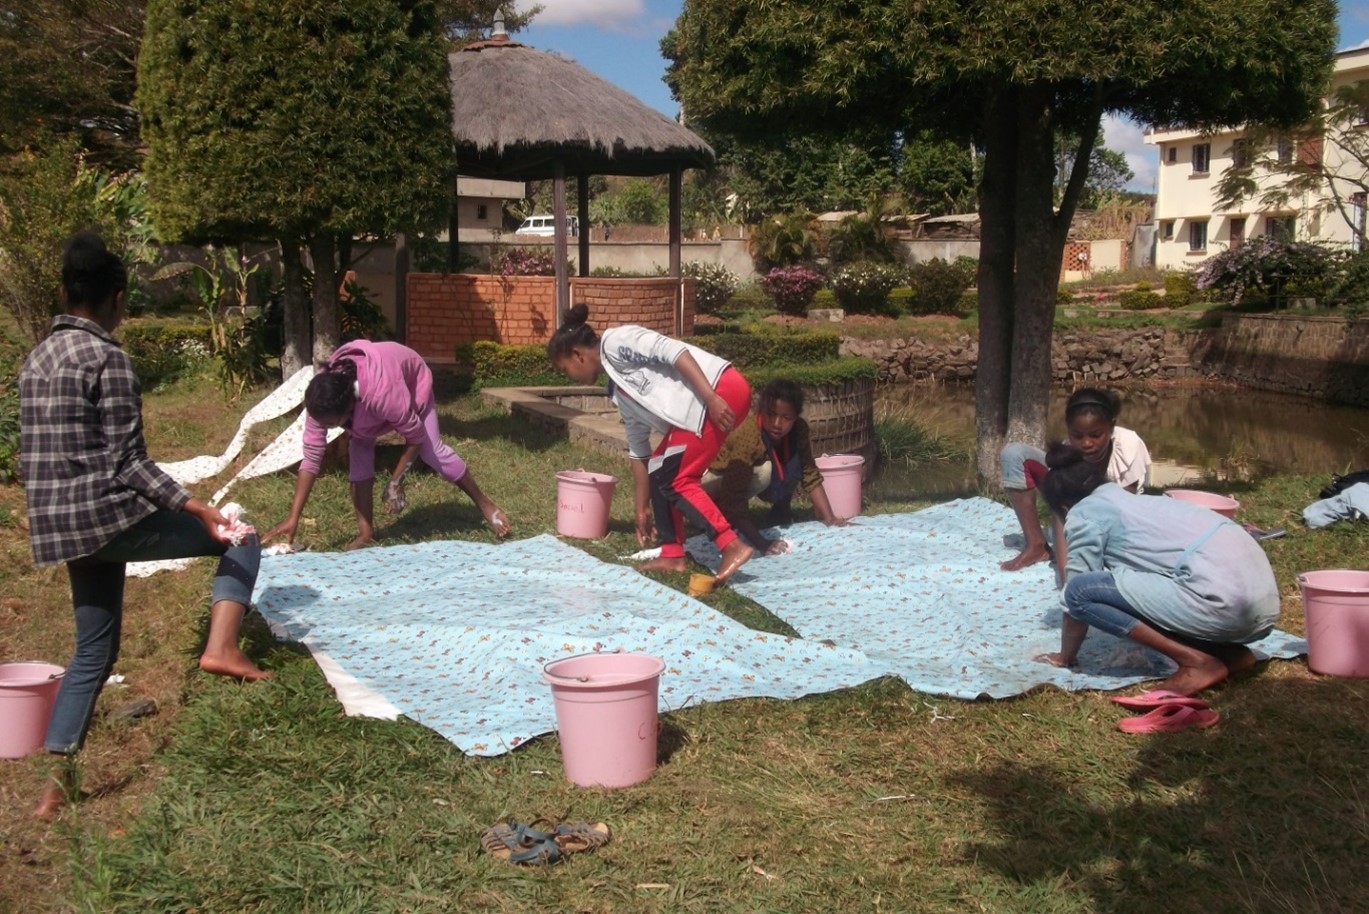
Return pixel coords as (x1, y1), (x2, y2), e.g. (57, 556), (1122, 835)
(553, 159), (569, 324)
(577, 174), (590, 277)
(669, 164), (683, 335)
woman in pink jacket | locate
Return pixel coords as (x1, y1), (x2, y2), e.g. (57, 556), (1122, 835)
(264, 341), (509, 550)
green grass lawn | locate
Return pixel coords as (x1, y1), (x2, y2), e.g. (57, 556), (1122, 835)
(3, 374), (1369, 914)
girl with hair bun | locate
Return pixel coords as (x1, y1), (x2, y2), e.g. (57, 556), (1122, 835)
(547, 304), (755, 584)
(999, 387), (1151, 579)
(1035, 443), (1279, 696)
(264, 340), (509, 550)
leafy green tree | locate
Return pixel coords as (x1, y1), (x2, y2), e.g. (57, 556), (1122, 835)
(138, 0), (456, 376)
(899, 130), (978, 217)
(710, 128), (898, 219)
(0, 0), (146, 168)
(1214, 81), (1369, 250)
(665, 0), (1336, 481)
(0, 133), (154, 343)
(615, 179), (669, 225)
(1054, 136), (1135, 208)
(0, 0), (527, 167)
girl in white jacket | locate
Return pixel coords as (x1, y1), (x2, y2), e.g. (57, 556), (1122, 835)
(548, 305), (754, 584)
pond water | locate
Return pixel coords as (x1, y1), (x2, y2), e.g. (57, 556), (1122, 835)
(868, 383), (1369, 501)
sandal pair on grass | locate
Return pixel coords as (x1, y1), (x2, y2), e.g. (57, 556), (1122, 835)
(1111, 690), (1219, 733)
(480, 820), (611, 866)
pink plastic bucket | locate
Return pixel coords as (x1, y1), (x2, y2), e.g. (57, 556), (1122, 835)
(815, 454), (865, 519)
(542, 652), (665, 788)
(1165, 488), (1240, 519)
(1298, 570), (1369, 678)
(555, 470), (617, 539)
(0, 662), (64, 759)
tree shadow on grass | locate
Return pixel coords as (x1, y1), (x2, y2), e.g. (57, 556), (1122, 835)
(951, 676), (1369, 914)
(436, 411), (567, 453)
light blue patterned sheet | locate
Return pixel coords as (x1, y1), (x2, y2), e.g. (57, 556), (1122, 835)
(253, 535), (877, 756)
(687, 497), (1307, 699)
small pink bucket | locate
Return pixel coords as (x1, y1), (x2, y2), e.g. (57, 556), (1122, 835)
(0, 662), (64, 759)
(1298, 570), (1369, 678)
(1165, 488), (1240, 519)
(815, 454), (865, 519)
(555, 470), (617, 539)
(543, 652), (664, 788)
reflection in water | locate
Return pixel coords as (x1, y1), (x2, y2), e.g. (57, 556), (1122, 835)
(870, 383), (1369, 500)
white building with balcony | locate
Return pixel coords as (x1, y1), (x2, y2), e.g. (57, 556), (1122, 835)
(1146, 46), (1369, 270)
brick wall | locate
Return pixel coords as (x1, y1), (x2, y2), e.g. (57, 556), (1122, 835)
(405, 274), (696, 364)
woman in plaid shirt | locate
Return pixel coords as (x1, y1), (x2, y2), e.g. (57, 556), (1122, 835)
(20, 233), (270, 820)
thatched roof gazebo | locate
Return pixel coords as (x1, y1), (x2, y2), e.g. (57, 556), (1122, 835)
(444, 26), (715, 324)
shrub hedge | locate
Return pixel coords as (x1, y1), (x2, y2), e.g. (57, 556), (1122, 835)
(1117, 288), (1165, 310)
(120, 321), (215, 386)
(462, 327), (859, 389)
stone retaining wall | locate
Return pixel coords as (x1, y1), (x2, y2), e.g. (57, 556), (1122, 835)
(840, 327), (1194, 385)
(839, 315), (1369, 406)
(1196, 314), (1369, 406)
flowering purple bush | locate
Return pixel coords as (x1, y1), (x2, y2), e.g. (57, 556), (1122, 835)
(759, 264), (826, 315)
(1193, 236), (1342, 306)
(497, 247), (557, 277)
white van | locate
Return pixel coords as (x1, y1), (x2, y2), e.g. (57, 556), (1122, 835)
(515, 214), (579, 237)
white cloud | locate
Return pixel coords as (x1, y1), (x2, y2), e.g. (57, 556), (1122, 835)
(1100, 113), (1157, 193)
(516, 0), (648, 32)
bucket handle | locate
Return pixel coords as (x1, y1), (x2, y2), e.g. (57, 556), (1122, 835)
(7, 663), (64, 681)
(543, 648), (624, 683)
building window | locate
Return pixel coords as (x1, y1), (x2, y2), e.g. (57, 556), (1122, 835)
(1266, 216), (1296, 241)
(1231, 138), (1251, 168)
(476, 204), (488, 220)
(1276, 135), (1293, 164)
(1188, 220), (1208, 252)
(1166, 147), (1177, 163)
(1160, 220), (1174, 241)
(1191, 143), (1210, 174)
(1229, 217), (1246, 250)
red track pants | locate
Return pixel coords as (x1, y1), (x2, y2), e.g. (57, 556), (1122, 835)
(647, 367), (752, 558)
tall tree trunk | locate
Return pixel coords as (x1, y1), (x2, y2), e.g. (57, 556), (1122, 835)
(309, 233), (340, 363)
(279, 239), (310, 378)
(1005, 87), (1060, 448)
(973, 88), (1019, 487)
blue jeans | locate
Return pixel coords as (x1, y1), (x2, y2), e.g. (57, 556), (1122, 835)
(44, 511), (261, 754)
(1061, 571), (1147, 639)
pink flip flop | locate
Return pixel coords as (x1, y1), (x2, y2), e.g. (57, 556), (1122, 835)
(1117, 704), (1220, 734)
(1110, 689), (1210, 712)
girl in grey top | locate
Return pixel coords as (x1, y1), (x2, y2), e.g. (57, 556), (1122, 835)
(1036, 444), (1279, 696)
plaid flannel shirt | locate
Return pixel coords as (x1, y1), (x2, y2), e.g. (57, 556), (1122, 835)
(19, 314), (190, 566)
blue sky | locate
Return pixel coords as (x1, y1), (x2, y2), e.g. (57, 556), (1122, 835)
(515, 0), (1369, 193)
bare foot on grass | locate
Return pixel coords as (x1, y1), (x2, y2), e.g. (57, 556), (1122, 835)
(1000, 544), (1050, 571)
(1155, 654), (1229, 697)
(33, 775), (72, 821)
(714, 539), (754, 586)
(637, 555), (688, 574)
(200, 649), (274, 681)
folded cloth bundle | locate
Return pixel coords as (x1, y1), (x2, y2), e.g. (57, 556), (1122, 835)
(217, 502), (256, 546)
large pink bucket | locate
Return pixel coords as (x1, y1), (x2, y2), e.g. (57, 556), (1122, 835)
(555, 470), (617, 539)
(542, 652), (665, 788)
(1165, 488), (1240, 519)
(815, 454), (865, 519)
(0, 662), (64, 759)
(1298, 570), (1369, 678)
